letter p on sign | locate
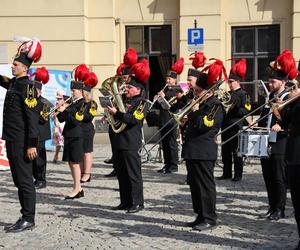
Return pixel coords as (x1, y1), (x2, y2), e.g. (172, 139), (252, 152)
(188, 28), (204, 45)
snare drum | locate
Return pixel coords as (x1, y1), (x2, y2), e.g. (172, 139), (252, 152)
(238, 129), (269, 158)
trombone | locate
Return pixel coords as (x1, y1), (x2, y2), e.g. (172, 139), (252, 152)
(216, 81), (297, 139)
(219, 81), (299, 146)
(139, 79), (224, 157)
(49, 96), (73, 118)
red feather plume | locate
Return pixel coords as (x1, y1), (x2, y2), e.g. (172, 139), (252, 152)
(189, 51), (206, 69)
(75, 64), (90, 82)
(123, 47), (138, 66)
(30, 67), (49, 84)
(230, 58), (247, 80)
(202, 58), (228, 85)
(274, 50), (297, 80)
(116, 63), (127, 76)
(171, 57), (184, 75)
(130, 59), (150, 83)
(84, 72), (98, 88)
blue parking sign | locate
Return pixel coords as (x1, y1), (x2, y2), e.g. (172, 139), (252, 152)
(188, 28), (204, 45)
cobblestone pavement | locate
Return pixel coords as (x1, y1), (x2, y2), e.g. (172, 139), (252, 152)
(0, 143), (298, 250)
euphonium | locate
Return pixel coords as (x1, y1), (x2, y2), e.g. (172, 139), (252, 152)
(100, 76), (128, 133)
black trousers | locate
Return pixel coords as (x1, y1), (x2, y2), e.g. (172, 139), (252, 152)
(186, 159), (217, 224)
(288, 165), (300, 237)
(115, 149), (144, 206)
(261, 154), (286, 210)
(109, 129), (116, 170)
(6, 141), (36, 223)
(161, 125), (178, 170)
(33, 141), (47, 183)
(221, 127), (243, 178)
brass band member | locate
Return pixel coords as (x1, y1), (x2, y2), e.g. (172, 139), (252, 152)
(57, 64), (88, 199)
(183, 59), (225, 231)
(80, 72), (98, 183)
(1, 37), (41, 232)
(156, 58), (185, 174)
(105, 48), (138, 178)
(258, 51), (297, 221)
(282, 59), (300, 250)
(107, 59), (150, 213)
(32, 67), (52, 189)
(218, 59), (251, 182)
(183, 51), (207, 184)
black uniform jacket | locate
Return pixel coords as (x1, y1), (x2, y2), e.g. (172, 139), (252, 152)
(35, 96), (52, 142)
(57, 97), (85, 138)
(222, 88), (250, 129)
(182, 95), (224, 160)
(81, 100), (98, 138)
(111, 96), (148, 150)
(0, 75), (39, 147)
(258, 90), (289, 155)
(282, 97), (300, 165)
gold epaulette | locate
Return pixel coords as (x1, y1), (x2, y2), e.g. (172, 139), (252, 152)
(245, 95), (251, 111)
(75, 102), (87, 121)
(203, 105), (220, 127)
(1, 75), (11, 83)
(89, 100), (98, 116)
(24, 84), (37, 108)
(133, 100), (146, 120)
(40, 103), (49, 121)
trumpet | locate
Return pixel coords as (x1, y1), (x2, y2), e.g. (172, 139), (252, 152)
(139, 79), (224, 157)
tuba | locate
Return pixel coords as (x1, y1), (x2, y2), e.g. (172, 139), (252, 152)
(100, 76), (128, 133)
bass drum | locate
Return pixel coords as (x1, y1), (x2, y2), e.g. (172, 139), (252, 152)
(145, 109), (160, 127)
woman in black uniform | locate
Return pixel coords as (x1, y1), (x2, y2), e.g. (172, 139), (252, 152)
(80, 72), (98, 183)
(57, 64), (89, 199)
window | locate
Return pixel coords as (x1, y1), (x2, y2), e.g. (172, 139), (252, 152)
(232, 25), (280, 107)
(126, 25), (173, 100)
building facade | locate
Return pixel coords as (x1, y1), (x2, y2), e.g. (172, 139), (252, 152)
(0, 0), (299, 118)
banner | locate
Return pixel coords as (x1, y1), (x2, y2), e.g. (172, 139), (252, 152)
(28, 68), (72, 150)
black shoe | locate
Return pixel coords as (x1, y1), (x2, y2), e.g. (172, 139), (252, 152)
(112, 203), (130, 210)
(105, 169), (117, 178)
(268, 209), (285, 221)
(232, 176), (242, 182)
(186, 216), (203, 227)
(127, 204), (144, 213)
(4, 218), (22, 231)
(80, 174), (91, 183)
(5, 219), (35, 233)
(216, 175), (231, 180)
(193, 222), (216, 231)
(157, 166), (167, 173)
(34, 181), (46, 189)
(104, 158), (113, 164)
(64, 190), (84, 200)
(258, 208), (274, 219)
(163, 168), (178, 174)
